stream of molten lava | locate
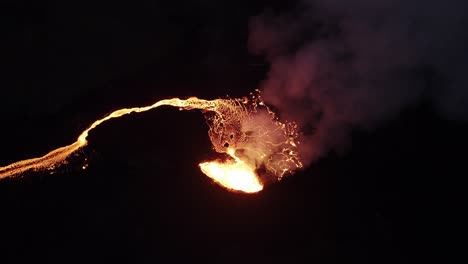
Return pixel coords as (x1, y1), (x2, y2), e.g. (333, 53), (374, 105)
(0, 93), (301, 193)
(199, 148), (263, 193)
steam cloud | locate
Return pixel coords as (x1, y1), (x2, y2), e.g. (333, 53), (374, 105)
(249, 0), (468, 165)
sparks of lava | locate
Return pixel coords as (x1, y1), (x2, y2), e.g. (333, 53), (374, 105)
(0, 90), (302, 193)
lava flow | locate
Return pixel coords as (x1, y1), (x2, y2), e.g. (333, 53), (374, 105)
(200, 148), (263, 193)
(0, 91), (302, 193)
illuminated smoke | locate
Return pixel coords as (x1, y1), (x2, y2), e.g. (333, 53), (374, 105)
(249, 0), (468, 165)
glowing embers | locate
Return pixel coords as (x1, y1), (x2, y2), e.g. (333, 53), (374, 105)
(199, 148), (263, 193)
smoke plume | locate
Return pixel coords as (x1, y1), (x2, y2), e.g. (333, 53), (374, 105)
(249, 0), (468, 165)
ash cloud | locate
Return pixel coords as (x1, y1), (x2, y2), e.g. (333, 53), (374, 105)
(249, 0), (468, 165)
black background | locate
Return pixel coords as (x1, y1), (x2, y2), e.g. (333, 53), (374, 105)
(0, 1), (464, 263)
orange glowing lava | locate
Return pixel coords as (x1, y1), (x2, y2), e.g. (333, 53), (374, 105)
(199, 148), (263, 193)
(0, 91), (302, 193)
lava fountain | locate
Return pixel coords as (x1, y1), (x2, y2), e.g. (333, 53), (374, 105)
(0, 91), (302, 193)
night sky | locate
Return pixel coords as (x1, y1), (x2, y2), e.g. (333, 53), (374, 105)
(1, 1), (466, 263)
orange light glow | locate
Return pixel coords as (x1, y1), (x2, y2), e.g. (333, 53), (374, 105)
(0, 91), (302, 193)
(199, 148), (263, 193)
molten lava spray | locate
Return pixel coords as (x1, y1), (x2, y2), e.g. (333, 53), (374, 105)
(0, 92), (302, 193)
